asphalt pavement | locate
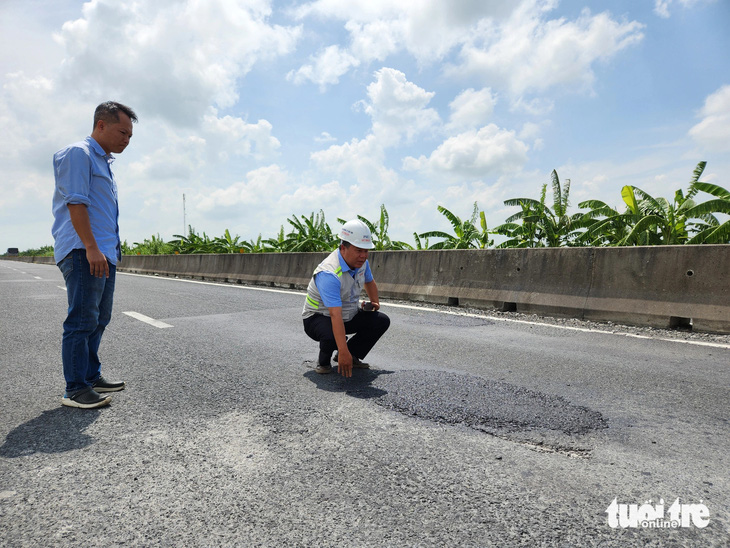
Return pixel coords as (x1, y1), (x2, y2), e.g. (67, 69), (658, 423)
(1, 259), (728, 547)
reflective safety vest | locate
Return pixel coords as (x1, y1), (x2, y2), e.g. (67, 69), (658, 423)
(302, 249), (366, 322)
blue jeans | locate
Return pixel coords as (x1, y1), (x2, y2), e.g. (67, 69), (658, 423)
(58, 249), (116, 395)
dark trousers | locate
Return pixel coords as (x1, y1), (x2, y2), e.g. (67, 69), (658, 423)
(303, 311), (390, 366)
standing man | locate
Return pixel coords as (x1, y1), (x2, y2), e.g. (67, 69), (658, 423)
(52, 101), (138, 408)
(302, 219), (390, 377)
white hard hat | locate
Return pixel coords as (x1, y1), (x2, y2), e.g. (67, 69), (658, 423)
(339, 219), (374, 249)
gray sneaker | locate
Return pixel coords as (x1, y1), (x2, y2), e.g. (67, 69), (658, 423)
(93, 376), (126, 393)
(62, 389), (111, 409)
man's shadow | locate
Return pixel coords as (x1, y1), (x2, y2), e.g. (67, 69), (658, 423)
(303, 363), (392, 399)
(0, 408), (100, 458)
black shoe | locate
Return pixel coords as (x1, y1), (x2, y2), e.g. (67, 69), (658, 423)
(332, 353), (370, 369)
(93, 376), (126, 393)
(315, 364), (333, 374)
(61, 389), (111, 409)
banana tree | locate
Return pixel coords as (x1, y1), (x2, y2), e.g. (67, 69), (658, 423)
(339, 204), (413, 250)
(412, 232), (429, 250)
(127, 234), (174, 255)
(577, 162), (710, 246)
(212, 229), (247, 253)
(495, 170), (583, 247)
(417, 202), (492, 249)
(574, 200), (633, 246)
(261, 226), (287, 252)
(171, 226), (219, 254)
(685, 166), (730, 244)
(282, 210), (337, 252)
(618, 179), (707, 245)
(493, 198), (542, 248)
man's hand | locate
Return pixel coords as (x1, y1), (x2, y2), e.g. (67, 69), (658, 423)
(67, 204), (108, 278)
(337, 347), (353, 378)
(328, 306), (353, 377)
(364, 281), (381, 312)
(86, 247), (109, 278)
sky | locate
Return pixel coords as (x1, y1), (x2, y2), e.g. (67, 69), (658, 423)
(1, 0), (729, 252)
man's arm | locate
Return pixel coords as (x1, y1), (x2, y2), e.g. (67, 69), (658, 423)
(328, 306), (353, 377)
(364, 280), (381, 311)
(67, 204), (109, 278)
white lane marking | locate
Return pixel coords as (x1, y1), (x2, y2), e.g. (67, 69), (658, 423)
(383, 303), (730, 350)
(34, 276), (42, 280)
(120, 272), (301, 296)
(57, 286), (67, 291)
(123, 311), (173, 329)
(119, 272), (730, 350)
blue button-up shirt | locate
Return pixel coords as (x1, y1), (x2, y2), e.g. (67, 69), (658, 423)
(315, 249), (373, 307)
(51, 137), (121, 265)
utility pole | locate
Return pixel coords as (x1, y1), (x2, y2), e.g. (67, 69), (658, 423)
(183, 193), (186, 235)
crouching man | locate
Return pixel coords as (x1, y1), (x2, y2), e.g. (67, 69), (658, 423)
(302, 219), (390, 377)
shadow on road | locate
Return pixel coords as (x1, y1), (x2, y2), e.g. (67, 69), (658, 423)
(0, 408), (100, 458)
(303, 363), (393, 399)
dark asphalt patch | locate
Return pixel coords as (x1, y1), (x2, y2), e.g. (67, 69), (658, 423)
(305, 366), (607, 437)
(370, 370), (607, 435)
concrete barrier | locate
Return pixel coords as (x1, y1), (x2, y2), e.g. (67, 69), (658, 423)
(5, 245), (729, 333)
(3, 256), (56, 265)
(372, 246), (729, 333)
(585, 246), (729, 333)
(119, 252), (327, 289)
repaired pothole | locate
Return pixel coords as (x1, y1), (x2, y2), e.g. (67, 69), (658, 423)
(369, 369), (607, 435)
(305, 366), (608, 457)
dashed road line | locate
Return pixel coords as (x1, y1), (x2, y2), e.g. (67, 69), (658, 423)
(123, 311), (173, 329)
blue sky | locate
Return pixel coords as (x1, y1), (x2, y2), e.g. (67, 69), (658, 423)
(1, 0), (728, 252)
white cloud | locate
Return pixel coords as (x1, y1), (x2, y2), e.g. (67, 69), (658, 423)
(293, 0), (517, 65)
(509, 96), (555, 116)
(278, 180), (347, 219)
(359, 68), (440, 145)
(202, 113), (281, 161)
(54, 0), (300, 126)
(654, 0), (671, 18)
(446, 88), (496, 131)
(403, 125), (529, 178)
(314, 132), (337, 143)
(0, 72), (55, 162)
(197, 164), (288, 213)
(654, 0), (717, 18)
(286, 45), (360, 89)
(519, 122), (546, 151)
(689, 84), (730, 153)
(346, 19), (403, 63)
(453, 5), (644, 96)
(290, 1), (643, 102)
(311, 134), (385, 177)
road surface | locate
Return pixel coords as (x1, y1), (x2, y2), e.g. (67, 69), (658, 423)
(1, 259), (728, 547)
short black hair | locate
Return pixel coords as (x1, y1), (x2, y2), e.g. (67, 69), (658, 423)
(93, 101), (138, 129)
(340, 240), (351, 249)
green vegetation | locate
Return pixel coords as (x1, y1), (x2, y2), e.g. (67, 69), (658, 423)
(418, 203), (492, 249)
(9, 245), (55, 257)
(6, 162), (727, 257)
